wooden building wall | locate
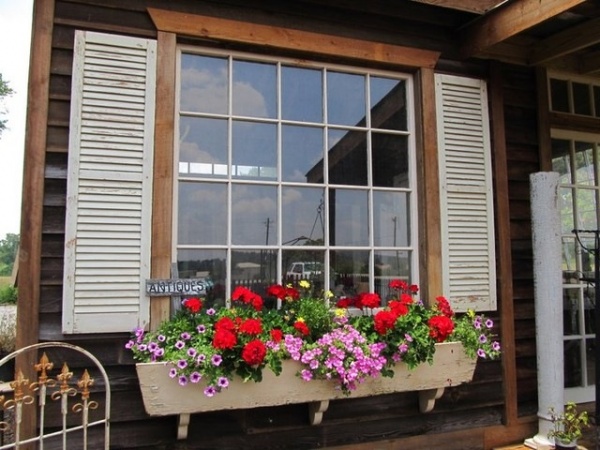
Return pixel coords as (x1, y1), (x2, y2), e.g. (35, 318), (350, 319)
(20, 0), (544, 448)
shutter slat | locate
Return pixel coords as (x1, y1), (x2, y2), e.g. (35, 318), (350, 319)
(436, 74), (497, 312)
(63, 31), (156, 334)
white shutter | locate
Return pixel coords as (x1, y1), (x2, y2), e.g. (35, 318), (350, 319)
(63, 31), (156, 333)
(435, 74), (496, 312)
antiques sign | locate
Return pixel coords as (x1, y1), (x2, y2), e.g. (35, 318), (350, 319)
(146, 278), (207, 297)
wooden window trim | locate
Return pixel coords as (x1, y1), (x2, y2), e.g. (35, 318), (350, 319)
(147, 8), (440, 69)
(148, 10), (441, 326)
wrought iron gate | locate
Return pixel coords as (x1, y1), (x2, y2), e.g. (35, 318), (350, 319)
(0, 342), (110, 449)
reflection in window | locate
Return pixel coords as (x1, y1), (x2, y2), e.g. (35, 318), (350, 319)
(553, 132), (600, 397)
(177, 50), (416, 301)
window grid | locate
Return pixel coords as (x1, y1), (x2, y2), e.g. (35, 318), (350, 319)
(175, 46), (417, 304)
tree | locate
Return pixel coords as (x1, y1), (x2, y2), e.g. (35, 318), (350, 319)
(0, 234), (19, 276)
(0, 73), (14, 138)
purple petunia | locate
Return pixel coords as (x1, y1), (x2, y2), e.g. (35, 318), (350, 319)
(178, 375), (188, 386)
(190, 371), (202, 383)
(175, 340), (185, 350)
(177, 359), (188, 369)
(211, 354), (222, 366)
(197, 324), (206, 333)
(477, 348), (486, 358)
(204, 386), (217, 397)
(218, 377), (229, 388)
(206, 308), (216, 316)
(168, 368), (177, 378)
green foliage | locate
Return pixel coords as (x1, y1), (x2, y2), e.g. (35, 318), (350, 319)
(0, 285), (17, 304)
(548, 402), (590, 444)
(0, 73), (14, 138)
(0, 234), (19, 276)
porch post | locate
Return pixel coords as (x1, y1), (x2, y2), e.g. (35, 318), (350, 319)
(525, 172), (563, 449)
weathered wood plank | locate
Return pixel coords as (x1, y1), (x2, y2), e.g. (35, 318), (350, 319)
(148, 8), (441, 69)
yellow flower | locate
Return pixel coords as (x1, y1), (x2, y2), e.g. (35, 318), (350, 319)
(299, 280), (310, 289)
(325, 290), (334, 299)
(334, 308), (346, 317)
(297, 317), (305, 323)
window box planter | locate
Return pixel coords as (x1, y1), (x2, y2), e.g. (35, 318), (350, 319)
(136, 341), (476, 439)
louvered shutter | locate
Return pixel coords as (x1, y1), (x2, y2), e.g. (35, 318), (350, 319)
(63, 31), (156, 333)
(435, 74), (496, 312)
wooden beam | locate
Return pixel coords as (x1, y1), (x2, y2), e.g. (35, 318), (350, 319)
(530, 16), (600, 65)
(147, 8), (440, 69)
(17, 0), (55, 444)
(415, 68), (443, 301)
(489, 61), (518, 426)
(460, 0), (587, 59)
(580, 50), (600, 74)
(150, 31), (176, 330)
(410, 0), (504, 14)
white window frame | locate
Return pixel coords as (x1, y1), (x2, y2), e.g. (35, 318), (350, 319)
(172, 46), (420, 301)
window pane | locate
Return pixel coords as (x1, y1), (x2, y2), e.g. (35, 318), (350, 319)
(563, 288), (581, 335)
(374, 250), (411, 304)
(178, 249), (227, 307)
(373, 191), (409, 247)
(573, 82), (592, 116)
(180, 54), (228, 114)
(232, 249), (277, 304)
(283, 251), (325, 289)
(564, 339), (582, 388)
(560, 187), (574, 234)
(586, 338), (596, 386)
(552, 138), (571, 182)
(576, 188), (597, 230)
(550, 78), (569, 113)
(282, 66), (323, 122)
(282, 125), (324, 183)
(232, 121), (277, 180)
(594, 86), (600, 118)
(330, 189), (369, 246)
(328, 129), (367, 185)
(370, 77), (407, 131)
(232, 60), (276, 118)
(327, 71), (366, 126)
(561, 237), (577, 273)
(178, 182), (227, 245)
(331, 250), (370, 296)
(282, 187), (325, 245)
(372, 133), (409, 187)
(179, 117), (228, 178)
(574, 141), (595, 185)
(232, 185), (277, 245)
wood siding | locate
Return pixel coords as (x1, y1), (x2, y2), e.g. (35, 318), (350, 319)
(21, 0), (543, 448)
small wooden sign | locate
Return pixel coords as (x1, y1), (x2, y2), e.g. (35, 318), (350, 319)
(146, 278), (207, 297)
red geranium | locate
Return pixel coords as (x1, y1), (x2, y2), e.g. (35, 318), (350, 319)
(336, 297), (352, 308)
(435, 296), (454, 318)
(182, 297), (202, 313)
(293, 321), (310, 336)
(266, 284), (286, 300)
(428, 315), (455, 342)
(270, 328), (283, 343)
(231, 286), (253, 303)
(249, 293), (263, 311)
(358, 292), (381, 308)
(388, 300), (409, 317)
(241, 339), (267, 366)
(215, 317), (236, 332)
(389, 279), (408, 291)
(373, 310), (398, 335)
(285, 286), (300, 300)
(239, 318), (262, 335)
(400, 293), (414, 304)
(212, 328), (237, 349)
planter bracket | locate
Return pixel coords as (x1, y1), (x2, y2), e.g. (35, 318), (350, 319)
(418, 387), (445, 413)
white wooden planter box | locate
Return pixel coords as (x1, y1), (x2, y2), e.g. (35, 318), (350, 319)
(136, 341), (476, 439)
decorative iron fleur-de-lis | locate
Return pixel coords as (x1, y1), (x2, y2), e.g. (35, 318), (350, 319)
(5, 370), (35, 409)
(51, 363), (78, 404)
(30, 352), (57, 394)
(73, 370), (98, 413)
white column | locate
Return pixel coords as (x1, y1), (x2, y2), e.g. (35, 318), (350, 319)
(525, 172), (563, 449)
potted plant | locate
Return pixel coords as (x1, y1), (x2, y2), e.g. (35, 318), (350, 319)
(127, 280), (501, 438)
(548, 402), (590, 450)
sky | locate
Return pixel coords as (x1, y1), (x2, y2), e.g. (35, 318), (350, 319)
(0, 0), (34, 239)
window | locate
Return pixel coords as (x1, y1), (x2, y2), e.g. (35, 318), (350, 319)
(552, 129), (599, 403)
(175, 49), (417, 306)
(550, 74), (600, 118)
